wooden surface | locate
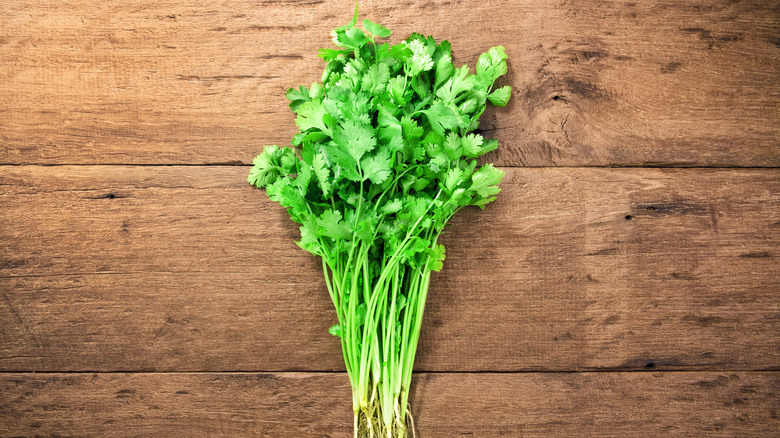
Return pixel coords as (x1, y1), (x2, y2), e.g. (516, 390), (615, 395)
(1, 166), (779, 373)
(2, 372), (778, 436)
(1, 0), (778, 167)
(1, 0), (778, 436)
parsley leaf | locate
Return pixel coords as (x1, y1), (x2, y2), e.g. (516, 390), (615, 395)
(295, 100), (334, 137)
(360, 149), (392, 184)
(469, 163), (504, 197)
(488, 85), (512, 107)
(476, 45), (508, 86)
(421, 100), (459, 136)
(334, 119), (376, 161)
(363, 19), (392, 39)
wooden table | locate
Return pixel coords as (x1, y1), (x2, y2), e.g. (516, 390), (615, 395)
(1, 1), (778, 436)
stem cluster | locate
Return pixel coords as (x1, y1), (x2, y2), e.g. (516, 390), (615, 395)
(322, 203), (442, 437)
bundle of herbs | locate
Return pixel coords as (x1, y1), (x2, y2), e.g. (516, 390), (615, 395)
(248, 6), (510, 437)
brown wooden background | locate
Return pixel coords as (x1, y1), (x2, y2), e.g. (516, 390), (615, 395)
(1, 0), (779, 436)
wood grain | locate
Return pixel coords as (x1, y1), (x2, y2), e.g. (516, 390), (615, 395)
(1, 0), (778, 166)
(2, 1), (777, 435)
(1, 371), (778, 436)
(1, 166), (777, 372)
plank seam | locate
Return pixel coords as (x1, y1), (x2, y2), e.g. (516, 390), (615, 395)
(1, 164), (779, 169)
(1, 369), (777, 374)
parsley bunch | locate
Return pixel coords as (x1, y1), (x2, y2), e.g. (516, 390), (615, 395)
(248, 6), (510, 437)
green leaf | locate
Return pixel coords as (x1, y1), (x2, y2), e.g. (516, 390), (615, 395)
(444, 167), (464, 192)
(345, 1), (360, 28)
(461, 133), (484, 157)
(325, 146), (361, 182)
(345, 191), (363, 206)
(248, 145), (295, 188)
(334, 119), (377, 162)
(476, 46), (508, 86)
(295, 100), (334, 137)
(318, 210), (351, 240)
(248, 150), (277, 188)
(449, 187), (468, 205)
(436, 65), (475, 103)
(360, 150), (392, 184)
(427, 244), (446, 271)
(382, 198), (403, 215)
(319, 47), (352, 61)
(297, 219), (322, 255)
(487, 85), (512, 107)
(404, 39), (434, 76)
(377, 106), (404, 153)
(405, 196), (430, 218)
(328, 324), (342, 338)
(378, 42), (412, 63)
(434, 53), (454, 90)
(443, 132), (462, 160)
(295, 161), (312, 191)
(412, 177), (430, 192)
(279, 152), (296, 172)
(400, 116), (425, 162)
(396, 295), (407, 316)
(469, 163), (504, 197)
(285, 85), (309, 111)
(422, 130), (444, 148)
(458, 95), (480, 115)
(361, 63), (390, 95)
(422, 100), (459, 136)
(428, 154), (448, 173)
(482, 138), (499, 155)
(363, 19), (392, 38)
(266, 178), (308, 223)
(410, 74), (431, 100)
(312, 154), (332, 197)
(432, 40), (453, 89)
(309, 83), (324, 101)
(335, 27), (370, 49)
(401, 237), (429, 263)
(400, 116), (424, 142)
(354, 212), (377, 242)
(388, 76), (408, 105)
(472, 195), (498, 209)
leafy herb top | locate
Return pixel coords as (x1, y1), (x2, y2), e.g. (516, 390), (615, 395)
(248, 11), (510, 273)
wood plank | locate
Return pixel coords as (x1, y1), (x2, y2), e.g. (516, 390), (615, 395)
(1, 372), (778, 436)
(1, 166), (777, 372)
(1, 1), (777, 166)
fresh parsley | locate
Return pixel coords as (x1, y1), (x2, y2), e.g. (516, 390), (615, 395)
(248, 5), (510, 437)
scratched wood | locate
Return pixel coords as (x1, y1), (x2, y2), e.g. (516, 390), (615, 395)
(0, 372), (777, 436)
(1, 166), (777, 372)
(1, 0), (778, 166)
(2, 1), (779, 435)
